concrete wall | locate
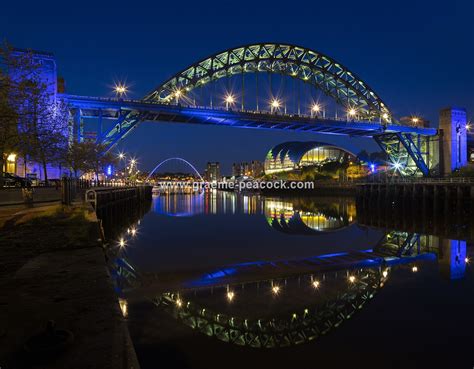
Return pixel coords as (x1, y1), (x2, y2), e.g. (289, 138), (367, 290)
(439, 107), (468, 175)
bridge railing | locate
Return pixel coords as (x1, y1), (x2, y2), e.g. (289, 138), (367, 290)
(355, 176), (474, 185)
(61, 94), (384, 126)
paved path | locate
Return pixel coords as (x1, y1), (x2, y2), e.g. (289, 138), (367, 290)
(0, 204), (140, 369)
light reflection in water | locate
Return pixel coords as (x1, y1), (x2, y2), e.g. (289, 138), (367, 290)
(102, 192), (473, 363)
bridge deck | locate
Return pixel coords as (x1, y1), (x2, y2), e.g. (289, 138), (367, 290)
(119, 249), (436, 297)
(61, 94), (438, 138)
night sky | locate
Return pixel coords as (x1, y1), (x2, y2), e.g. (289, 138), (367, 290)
(1, 0), (473, 174)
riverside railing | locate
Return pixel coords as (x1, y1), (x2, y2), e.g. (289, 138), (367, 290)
(61, 178), (145, 205)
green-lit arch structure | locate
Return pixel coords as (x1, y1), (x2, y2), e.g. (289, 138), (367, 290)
(155, 268), (386, 348)
(144, 43), (393, 122)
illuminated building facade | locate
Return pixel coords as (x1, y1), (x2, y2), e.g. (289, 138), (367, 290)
(232, 160), (264, 178)
(204, 162), (220, 181)
(264, 141), (357, 175)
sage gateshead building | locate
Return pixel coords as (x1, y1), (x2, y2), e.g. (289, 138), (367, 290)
(264, 141), (357, 175)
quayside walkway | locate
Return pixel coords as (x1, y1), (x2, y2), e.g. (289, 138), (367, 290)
(0, 186), (150, 368)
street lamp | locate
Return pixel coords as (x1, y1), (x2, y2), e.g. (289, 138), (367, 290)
(412, 117), (419, 125)
(270, 99), (280, 113)
(348, 108), (357, 120)
(311, 104), (320, 118)
(114, 83), (128, 98)
(225, 94), (235, 110)
(174, 89), (182, 104)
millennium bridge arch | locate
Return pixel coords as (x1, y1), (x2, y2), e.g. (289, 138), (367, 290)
(146, 157), (204, 181)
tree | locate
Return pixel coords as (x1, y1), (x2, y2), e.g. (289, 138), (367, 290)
(21, 95), (69, 184)
(62, 141), (92, 178)
(0, 43), (32, 185)
(369, 151), (388, 165)
(0, 43), (69, 185)
(356, 149), (370, 163)
(82, 142), (116, 180)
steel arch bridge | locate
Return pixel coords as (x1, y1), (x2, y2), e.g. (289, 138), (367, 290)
(144, 43), (392, 121)
(61, 43), (440, 176)
(146, 157), (204, 181)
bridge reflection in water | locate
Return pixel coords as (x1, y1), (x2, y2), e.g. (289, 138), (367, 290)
(106, 193), (471, 352)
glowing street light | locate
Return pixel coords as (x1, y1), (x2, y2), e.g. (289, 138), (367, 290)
(312, 280), (320, 289)
(271, 285), (280, 295)
(225, 94), (235, 110)
(382, 112), (389, 121)
(466, 123), (471, 131)
(226, 291), (235, 302)
(119, 238), (126, 248)
(114, 83), (128, 98)
(392, 161), (403, 172)
(412, 117), (419, 125)
(118, 153), (125, 160)
(270, 99), (281, 113)
(412, 265), (418, 273)
(348, 108), (357, 118)
(311, 104), (321, 118)
(174, 89), (182, 104)
(348, 275), (356, 283)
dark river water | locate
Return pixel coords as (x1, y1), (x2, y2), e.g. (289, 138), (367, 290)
(100, 191), (474, 369)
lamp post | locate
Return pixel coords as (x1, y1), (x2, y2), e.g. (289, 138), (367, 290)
(175, 89), (182, 105)
(114, 83), (127, 98)
(225, 94), (235, 110)
(270, 99), (280, 114)
(347, 108), (357, 121)
(311, 104), (320, 118)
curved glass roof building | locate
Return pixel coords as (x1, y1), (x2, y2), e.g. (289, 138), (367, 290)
(264, 141), (356, 175)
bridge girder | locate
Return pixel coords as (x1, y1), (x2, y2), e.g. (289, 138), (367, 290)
(145, 43), (394, 122)
(375, 132), (438, 176)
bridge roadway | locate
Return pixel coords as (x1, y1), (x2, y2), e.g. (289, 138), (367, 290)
(115, 246), (437, 297)
(61, 94), (438, 138)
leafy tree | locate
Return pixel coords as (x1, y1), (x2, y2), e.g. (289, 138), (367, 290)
(62, 141), (92, 178)
(369, 151), (388, 165)
(356, 149), (370, 163)
(81, 142), (116, 180)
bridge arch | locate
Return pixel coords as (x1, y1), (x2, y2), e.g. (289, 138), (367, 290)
(144, 43), (393, 122)
(146, 157), (204, 181)
(155, 268), (386, 348)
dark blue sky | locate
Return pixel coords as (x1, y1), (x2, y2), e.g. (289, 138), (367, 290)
(2, 0), (473, 174)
